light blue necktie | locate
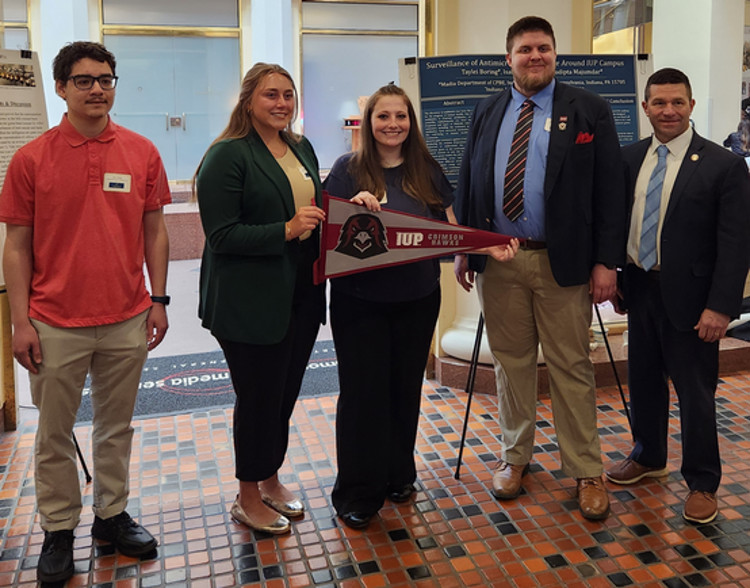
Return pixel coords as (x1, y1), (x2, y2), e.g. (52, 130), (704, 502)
(639, 144), (668, 271)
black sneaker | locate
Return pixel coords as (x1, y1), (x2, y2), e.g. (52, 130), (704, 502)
(37, 529), (74, 583)
(91, 511), (157, 557)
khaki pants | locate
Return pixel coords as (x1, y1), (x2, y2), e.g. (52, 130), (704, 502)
(30, 310), (148, 531)
(477, 251), (602, 478)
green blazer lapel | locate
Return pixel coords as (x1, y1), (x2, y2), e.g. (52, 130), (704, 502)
(245, 131), (296, 219)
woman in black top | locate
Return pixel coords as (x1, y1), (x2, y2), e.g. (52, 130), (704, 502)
(324, 84), (517, 529)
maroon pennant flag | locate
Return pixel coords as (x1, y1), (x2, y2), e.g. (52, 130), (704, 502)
(313, 193), (515, 284)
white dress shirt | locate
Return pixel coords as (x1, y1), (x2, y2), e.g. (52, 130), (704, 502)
(627, 127), (693, 269)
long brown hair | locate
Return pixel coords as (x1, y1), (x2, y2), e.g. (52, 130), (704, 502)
(193, 63), (300, 200)
(349, 84), (444, 213)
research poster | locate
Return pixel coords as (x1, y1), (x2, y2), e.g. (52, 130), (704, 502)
(0, 49), (47, 192)
(414, 54), (639, 186)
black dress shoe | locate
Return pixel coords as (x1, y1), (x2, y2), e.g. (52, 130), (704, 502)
(91, 511), (157, 557)
(388, 484), (416, 503)
(37, 529), (75, 583)
(339, 511), (372, 529)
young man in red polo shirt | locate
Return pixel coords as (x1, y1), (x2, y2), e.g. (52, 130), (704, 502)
(0, 41), (171, 583)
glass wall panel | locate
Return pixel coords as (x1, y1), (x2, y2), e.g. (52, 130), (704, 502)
(303, 2), (417, 31)
(302, 34), (417, 170)
(3, 27), (29, 50)
(1, 0), (27, 22)
(104, 34), (240, 181)
(103, 0), (238, 27)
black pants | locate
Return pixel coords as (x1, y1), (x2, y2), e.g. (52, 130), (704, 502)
(218, 243), (323, 482)
(626, 265), (721, 492)
(330, 287), (440, 515)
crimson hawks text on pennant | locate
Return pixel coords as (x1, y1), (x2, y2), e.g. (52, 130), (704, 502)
(313, 193), (515, 284)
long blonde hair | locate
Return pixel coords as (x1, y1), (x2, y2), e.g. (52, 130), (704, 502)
(349, 84), (444, 213)
(213, 62), (301, 145)
(193, 63), (301, 200)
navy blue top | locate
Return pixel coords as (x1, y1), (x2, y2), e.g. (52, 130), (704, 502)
(723, 131), (750, 157)
(323, 153), (454, 302)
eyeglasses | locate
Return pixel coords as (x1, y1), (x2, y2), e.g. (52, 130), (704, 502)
(67, 74), (118, 91)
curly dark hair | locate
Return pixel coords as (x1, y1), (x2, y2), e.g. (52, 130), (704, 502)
(52, 41), (116, 82)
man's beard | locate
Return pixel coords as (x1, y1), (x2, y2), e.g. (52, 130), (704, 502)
(515, 69), (555, 94)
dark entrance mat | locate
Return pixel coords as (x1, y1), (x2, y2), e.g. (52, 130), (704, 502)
(75, 340), (338, 423)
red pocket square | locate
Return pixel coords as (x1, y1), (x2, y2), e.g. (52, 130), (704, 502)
(575, 132), (594, 144)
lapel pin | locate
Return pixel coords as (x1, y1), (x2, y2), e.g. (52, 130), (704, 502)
(558, 122), (567, 131)
(690, 154), (699, 162)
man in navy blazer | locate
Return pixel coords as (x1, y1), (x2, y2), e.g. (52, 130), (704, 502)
(606, 68), (750, 524)
(454, 16), (627, 520)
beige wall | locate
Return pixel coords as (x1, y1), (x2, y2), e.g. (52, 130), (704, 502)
(434, 0), (593, 56)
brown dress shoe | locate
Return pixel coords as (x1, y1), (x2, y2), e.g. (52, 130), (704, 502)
(491, 461), (529, 499)
(605, 458), (669, 485)
(577, 477), (610, 520)
(683, 491), (718, 524)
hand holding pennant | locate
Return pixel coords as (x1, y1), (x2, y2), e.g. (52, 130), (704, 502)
(313, 192), (517, 284)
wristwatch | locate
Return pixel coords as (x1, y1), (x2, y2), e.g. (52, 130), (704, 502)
(150, 295), (171, 305)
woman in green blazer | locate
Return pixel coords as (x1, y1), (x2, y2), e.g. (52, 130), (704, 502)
(196, 63), (325, 535)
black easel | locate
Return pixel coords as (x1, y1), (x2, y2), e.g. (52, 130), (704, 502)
(454, 313), (484, 480)
(73, 432), (92, 484)
(594, 304), (631, 427)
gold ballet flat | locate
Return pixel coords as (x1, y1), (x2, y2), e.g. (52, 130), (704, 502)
(261, 493), (304, 518)
(230, 498), (290, 535)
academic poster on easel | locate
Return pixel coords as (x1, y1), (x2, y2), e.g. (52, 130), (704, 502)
(400, 54), (648, 186)
(0, 49), (47, 192)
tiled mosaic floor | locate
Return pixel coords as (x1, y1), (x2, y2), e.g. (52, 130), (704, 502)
(2, 374), (750, 587)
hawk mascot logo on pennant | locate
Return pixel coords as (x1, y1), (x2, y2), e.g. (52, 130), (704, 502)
(334, 213), (389, 259)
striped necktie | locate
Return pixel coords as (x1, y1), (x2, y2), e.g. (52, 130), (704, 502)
(639, 144), (668, 271)
(503, 99), (535, 222)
